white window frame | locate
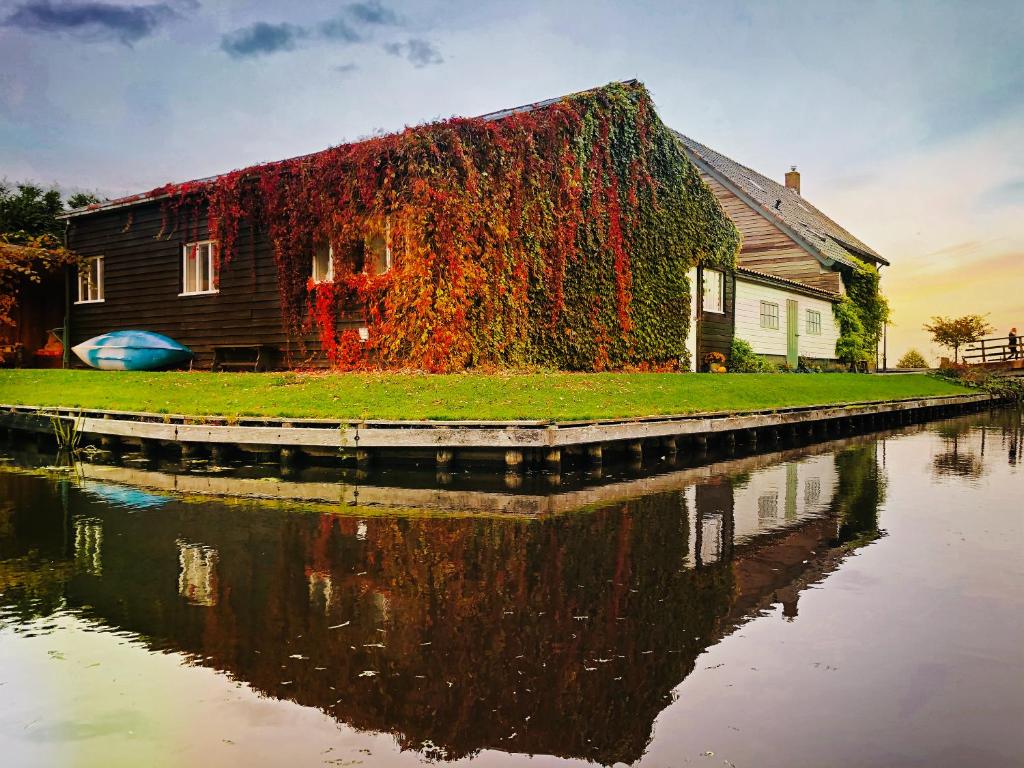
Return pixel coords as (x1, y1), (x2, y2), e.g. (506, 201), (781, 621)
(806, 308), (822, 335)
(312, 242), (334, 284)
(760, 301), (780, 330)
(76, 256), (105, 304)
(701, 268), (724, 314)
(180, 240), (218, 296)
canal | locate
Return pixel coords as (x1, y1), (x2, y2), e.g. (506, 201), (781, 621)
(0, 408), (1021, 767)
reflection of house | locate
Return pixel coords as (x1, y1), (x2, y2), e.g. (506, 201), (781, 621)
(74, 517), (103, 576)
(177, 539), (218, 606)
(0, 443), (882, 767)
(730, 455), (838, 543)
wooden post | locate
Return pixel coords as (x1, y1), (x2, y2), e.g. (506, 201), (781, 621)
(505, 449), (524, 469)
(586, 444), (603, 466)
(544, 448), (561, 473)
(355, 448), (372, 468)
(628, 440), (644, 459)
(436, 449), (454, 469)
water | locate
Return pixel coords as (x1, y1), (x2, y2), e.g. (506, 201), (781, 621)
(0, 409), (1021, 767)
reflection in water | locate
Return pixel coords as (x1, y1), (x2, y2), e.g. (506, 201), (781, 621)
(0, 407), (1020, 766)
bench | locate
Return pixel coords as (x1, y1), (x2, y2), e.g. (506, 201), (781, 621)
(212, 345), (276, 372)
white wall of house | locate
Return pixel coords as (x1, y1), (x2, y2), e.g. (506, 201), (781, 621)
(685, 267), (698, 371)
(735, 278), (839, 360)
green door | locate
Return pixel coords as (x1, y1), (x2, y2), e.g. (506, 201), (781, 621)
(786, 299), (799, 369)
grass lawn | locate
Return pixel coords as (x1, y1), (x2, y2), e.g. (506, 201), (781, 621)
(0, 369), (973, 422)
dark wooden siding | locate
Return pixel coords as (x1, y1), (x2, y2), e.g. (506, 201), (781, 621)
(67, 202), (358, 369)
(696, 266), (734, 366)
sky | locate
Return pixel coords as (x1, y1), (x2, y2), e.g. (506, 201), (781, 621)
(1, 0), (1021, 363)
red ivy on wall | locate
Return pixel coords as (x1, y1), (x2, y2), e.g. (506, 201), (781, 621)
(158, 82), (739, 372)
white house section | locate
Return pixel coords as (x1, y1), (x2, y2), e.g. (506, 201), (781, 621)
(685, 267), (698, 370)
(734, 277), (839, 360)
(730, 455), (838, 544)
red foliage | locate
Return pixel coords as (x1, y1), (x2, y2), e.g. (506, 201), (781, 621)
(158, 82), (696, 371)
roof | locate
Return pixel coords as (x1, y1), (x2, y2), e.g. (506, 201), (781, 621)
(735, 265), (840, 301)
(675, 133), (888, 267)
(61, 81), (640, 220)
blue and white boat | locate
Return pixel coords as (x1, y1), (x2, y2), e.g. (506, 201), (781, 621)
(72, 330), (193, 371)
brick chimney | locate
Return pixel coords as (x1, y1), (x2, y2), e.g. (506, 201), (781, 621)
(785, 165), (800, 194)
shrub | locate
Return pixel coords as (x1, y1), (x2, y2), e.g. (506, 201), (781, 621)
(728, 338), (774, 373)
(896, 349), (929, 369)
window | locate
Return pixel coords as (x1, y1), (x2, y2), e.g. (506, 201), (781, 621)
(364, 227), (391, 275)
(312, 242), (333, 283)
(805, 477), (821, 506)
(702, 269), (724, 313)
(76, 256), (104, 303)
(182, 241), (217, 295)
(760, 301), (779, 329)
(806, 309), (822, 335)
(758, 492), (779, 521)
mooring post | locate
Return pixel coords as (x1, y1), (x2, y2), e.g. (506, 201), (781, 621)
(355, 448), (373, 468)
(661, 436), (678, 456)
(210, 444), (231, 465)
(100, 414), (120, 452)
(586, 444), (603, 466)
(628, 440), (644, 460)
(436, 449), (455, 469)
(180, 441), (204, 460)
(505, 449), (524, 470)
(544, 448), (561, 473)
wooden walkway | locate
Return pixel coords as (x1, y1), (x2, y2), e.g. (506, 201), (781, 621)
(0, 392), (995, 472)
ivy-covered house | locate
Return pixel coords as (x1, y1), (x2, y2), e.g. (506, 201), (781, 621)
(677, 134), (889, 370)
(57, 81), (739, 373)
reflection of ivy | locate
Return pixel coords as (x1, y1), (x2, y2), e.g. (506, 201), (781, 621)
(159, 82), (739, 371)
(830, 445), (884, 546)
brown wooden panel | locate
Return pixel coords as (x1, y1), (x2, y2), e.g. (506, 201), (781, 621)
(66, 202), (355, 369)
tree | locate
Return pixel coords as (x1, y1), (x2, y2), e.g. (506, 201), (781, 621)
(0, 182), (101, 361)
(896, 349), (928, 369)
(0, 182), (100, 240)
(923, 315), (993, 363)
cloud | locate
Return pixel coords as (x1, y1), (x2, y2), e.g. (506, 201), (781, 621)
(318, 17), (361, 42)
(1, 0), (189, 44)
(348, 1), (398, 26)
(383, 38), (442, 68)
(334, 63), (358, 74)
(221, 21), (307, 58)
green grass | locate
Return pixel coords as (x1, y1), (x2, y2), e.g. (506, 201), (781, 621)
(0, 369), (974, 422)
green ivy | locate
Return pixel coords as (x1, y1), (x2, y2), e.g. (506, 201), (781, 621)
(835, 259), (889, 366)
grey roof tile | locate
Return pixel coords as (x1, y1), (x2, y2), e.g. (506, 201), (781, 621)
(675, 132), (888, 267)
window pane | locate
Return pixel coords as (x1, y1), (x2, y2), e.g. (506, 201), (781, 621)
(366, 232), (389, 275)
(207, 243), (217, 290)
(313, 242), (331, 282)
(702, 269), (723, 312)
(198, 243), (210, 292)
(185, 246), (198, 293)
(94, 258), (102, 300)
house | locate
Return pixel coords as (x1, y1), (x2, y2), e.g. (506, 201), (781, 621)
(677, 134), (889, 370)
(57, 81), (740, 373)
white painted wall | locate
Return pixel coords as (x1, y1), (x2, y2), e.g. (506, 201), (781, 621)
(735, 278), (839, 360)
(684, 267), (699, 371)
